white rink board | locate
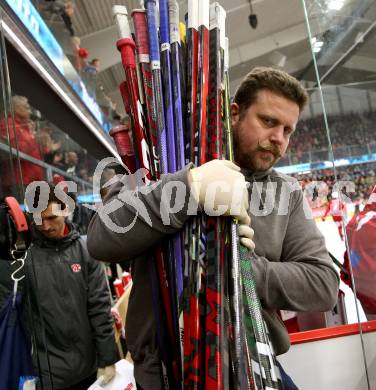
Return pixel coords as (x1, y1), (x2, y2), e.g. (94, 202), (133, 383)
(278, 330), (376, 390)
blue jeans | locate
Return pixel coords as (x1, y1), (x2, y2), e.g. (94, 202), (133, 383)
(277, 360), (299, 390)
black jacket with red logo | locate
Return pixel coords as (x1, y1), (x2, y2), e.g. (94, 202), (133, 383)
(26, 223), (118, 389)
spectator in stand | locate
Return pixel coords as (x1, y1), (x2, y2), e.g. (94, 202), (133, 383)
(287, 110), (376, 161)
(0, 96), (45, 191)
(46, 150), (66, 171)
(65, 151), (79, 176)
(52, 173), (67, 186)
(86, 58), (100, 74)
(60, 0), (75, 36)
(40, 1), (76, 48)
(83, 59), (100, 98)
(102, 94), (120, 121)
(71, 36), (89, 73)
(294, 162), (376, 209)
(38, 127), (62, 163)
(78, 167), (90, 182)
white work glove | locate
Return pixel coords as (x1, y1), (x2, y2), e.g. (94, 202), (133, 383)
(189, 160), (250, 225)
(239, 224), (255, 250)
(97, 364), (116, 385)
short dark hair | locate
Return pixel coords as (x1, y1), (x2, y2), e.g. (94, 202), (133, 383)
(233, 67), (308, 115)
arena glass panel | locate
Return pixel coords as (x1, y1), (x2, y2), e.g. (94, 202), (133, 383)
(24, 0), (121, 130)
(0, 11), (102, 387)
(263, 2), (348, 342)
(302, 0), (376, 386)
(0, 12), (54, 388)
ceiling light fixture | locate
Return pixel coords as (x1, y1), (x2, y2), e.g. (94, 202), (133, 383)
(311, 37), (324, 53)
(328, 0), (345, 11)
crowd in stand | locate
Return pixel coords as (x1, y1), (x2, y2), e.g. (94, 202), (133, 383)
(293, 162), (376, 210)
(2, 95), (374, 209)
(5, 4), (376, 217)
(0, 95), (97, 191)
(289, 110), (376, 160)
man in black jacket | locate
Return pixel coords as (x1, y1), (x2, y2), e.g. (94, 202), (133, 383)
(27, 184), (118, 390)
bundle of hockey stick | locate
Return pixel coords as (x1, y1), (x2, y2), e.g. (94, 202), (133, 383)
(111, 1), (283, 388)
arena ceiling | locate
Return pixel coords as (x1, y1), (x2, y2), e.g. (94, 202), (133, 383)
(71, 0), (376, 114)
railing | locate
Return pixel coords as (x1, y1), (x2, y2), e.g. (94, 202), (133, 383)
(0, 142), (94, 193)
(2, 139), (375, 194)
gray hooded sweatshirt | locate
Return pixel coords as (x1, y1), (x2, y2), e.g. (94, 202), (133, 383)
(87, 166), (339, 389)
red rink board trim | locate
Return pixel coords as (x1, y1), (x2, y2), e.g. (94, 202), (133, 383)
(290, 320), (376, 344)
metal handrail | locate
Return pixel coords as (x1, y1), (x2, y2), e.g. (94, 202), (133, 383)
(2, 138), (375, 181)
(0, 141), (93, 188)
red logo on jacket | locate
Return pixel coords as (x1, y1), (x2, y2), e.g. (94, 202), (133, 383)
(71, 263), (81, 273)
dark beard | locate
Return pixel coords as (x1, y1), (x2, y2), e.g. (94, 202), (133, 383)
(233, 130), (281, 172)
(233, 130), (256, 171)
